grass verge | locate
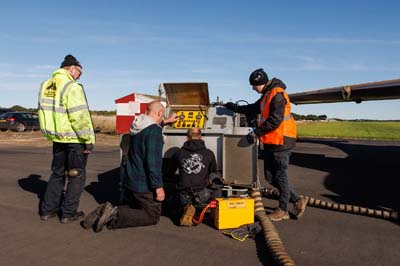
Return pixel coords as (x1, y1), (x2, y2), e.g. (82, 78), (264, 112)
(297, 121), (400, 140)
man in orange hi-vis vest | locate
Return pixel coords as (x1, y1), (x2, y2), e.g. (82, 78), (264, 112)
(224, 68), (307, 221)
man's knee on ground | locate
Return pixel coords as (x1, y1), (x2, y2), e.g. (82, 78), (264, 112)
(148, 215), (160, 225)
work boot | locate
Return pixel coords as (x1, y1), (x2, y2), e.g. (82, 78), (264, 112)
(294, 196), (308, 219)
(60, 211), (85, 224)
(268, 208), (290, 222)
(180, 204), (196, 227)
(95, 202), (118, 233)
(81, 203), (107, 230)
(40, 212), (58, 221)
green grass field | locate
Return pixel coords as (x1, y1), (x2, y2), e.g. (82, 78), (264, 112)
(296, 121), (400, 140)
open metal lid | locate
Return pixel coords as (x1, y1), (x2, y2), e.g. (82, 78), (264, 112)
(163, 82), (209, 106)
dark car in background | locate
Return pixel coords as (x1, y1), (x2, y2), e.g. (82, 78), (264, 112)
(0, 112), (40, 132)
(0, 108), (13, 115)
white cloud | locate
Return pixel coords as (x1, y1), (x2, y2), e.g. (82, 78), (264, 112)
(190, 68), (214, 74)
(233, 34), (400, 45)
(0, 72), (46, 78)
(33, 65), (56, 70)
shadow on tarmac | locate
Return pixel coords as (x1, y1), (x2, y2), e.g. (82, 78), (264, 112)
(291, 139), (400, 213)
(18, 174), (47, 214)
(255, 234), (278, 266)
(18, 168), (125, 208)
(85, 167), (121, 205)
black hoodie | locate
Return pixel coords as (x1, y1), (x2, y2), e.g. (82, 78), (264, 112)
(236, 78), (296, 151)
(173, 139), (217, 191)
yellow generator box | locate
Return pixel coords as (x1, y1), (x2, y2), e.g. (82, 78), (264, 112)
(213, 197), (254, 229)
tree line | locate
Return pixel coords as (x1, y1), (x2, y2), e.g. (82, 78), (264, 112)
(3, 106), (329, 120)
(292, 113), (328, 121)
(2, 105), (117, 116)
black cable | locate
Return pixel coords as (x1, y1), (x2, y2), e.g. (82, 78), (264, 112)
(199, 105), (208, 120)
(234, 100), (249, 105)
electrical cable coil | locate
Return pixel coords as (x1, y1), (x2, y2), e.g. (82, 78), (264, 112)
(262, 188), (399, 222)
(250, 189), (296, 266)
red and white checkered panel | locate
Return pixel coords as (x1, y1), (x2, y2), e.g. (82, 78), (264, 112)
(115, 93), (166, 134)
(115, 101), (149, 134)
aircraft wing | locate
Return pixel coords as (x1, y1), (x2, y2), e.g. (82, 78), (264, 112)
(289, 79), (400, 105)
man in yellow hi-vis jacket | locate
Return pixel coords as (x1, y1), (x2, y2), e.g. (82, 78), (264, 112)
(38, 55), (95, 224)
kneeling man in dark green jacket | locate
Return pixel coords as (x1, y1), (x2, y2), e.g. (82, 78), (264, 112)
(82, 101), (166, 232)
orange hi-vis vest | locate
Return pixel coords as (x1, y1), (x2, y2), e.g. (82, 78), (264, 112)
(258, 87), (296, 145)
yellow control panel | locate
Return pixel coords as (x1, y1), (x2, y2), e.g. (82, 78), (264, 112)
(173, 110), (206, 129)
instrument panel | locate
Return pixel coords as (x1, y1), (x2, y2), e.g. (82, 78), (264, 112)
(173, 110), (206, 128)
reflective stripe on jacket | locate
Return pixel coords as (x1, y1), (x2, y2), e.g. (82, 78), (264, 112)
(258, 87), (296, 145)
(38, 68), (95, 144)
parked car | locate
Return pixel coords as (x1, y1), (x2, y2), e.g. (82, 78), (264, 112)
(0, 112), (40, 132)
(0, 108), (13, 115)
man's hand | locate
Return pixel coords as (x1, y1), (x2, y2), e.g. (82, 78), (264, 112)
(83, 144), (94, 154)
(246, 128), (257, 144)
(224, 102), (237, 112)
(164, 112), (178, 124)
(155, 187), (165, 201)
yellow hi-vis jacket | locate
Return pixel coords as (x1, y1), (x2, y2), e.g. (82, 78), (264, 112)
(38, 68), (95, 144)
(258, 87), (296, 145)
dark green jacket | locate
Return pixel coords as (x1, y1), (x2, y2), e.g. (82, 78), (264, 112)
(126, 114), (163, 193)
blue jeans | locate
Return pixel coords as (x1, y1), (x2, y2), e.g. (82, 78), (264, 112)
(40, 142), (87, 218)
(264, 149), (298, 211)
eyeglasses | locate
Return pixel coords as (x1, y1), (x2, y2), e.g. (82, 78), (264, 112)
(74, 66), (83, 76)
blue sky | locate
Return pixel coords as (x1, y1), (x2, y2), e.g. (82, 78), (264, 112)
(1, 0), (399, 119)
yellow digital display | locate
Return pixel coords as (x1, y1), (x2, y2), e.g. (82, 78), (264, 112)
(173, 110), (206, 129)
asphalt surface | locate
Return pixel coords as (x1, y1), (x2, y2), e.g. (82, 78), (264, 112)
(0, 134), (399, 266)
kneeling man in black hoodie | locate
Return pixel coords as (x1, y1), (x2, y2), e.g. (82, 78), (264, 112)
(173, 128), (222, 226)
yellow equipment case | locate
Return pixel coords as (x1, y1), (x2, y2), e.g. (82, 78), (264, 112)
(213, 197), (254, 229)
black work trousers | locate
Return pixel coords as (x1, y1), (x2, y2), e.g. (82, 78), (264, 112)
(177, 187), (218, 207)
(115, 190), (162, 228)
(40, 142), (87, 218)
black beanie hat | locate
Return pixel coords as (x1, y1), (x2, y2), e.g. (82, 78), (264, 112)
(60, 54), (82, 68)
(249, 68), (268, 86)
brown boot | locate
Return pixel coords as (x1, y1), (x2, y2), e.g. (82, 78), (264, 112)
(294, 196), (308, 219)
(180, 204), (196, 226)
(268, 208), (290, 222)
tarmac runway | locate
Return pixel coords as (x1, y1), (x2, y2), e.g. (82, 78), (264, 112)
(0, 135), (399, 266)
